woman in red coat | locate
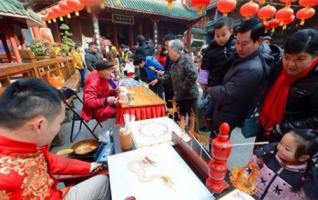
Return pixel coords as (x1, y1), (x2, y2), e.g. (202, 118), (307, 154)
(82, 60), (118, 122)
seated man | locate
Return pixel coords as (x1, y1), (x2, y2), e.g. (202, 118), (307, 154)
(82, 60), (118, 122)
(0, 78), (110, 200)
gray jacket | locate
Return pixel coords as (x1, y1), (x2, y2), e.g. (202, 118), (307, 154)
(170, 54), (199, 102)
(208, 50), (265, 130)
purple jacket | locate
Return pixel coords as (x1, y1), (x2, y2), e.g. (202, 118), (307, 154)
(252, 144), (307, 200)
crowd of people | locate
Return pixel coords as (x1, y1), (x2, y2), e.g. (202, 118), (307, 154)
(0, 16), (318, 200)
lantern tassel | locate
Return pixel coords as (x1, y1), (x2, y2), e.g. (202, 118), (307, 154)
(300, 19), (305, 26)
(271, 28), (275, 33)
(87, 7), (92, 13)
(283, 24), (287, 30)
(48, 19), (51, 24)
(67, 13), (71, 19)
(100, 2), (105, 9)
(53, 18), (56, 23)
(75, 11), (79, 16)
(167, 2), (173, 9)
(59, 16), (63, 21)
(223, 13), (228, 16)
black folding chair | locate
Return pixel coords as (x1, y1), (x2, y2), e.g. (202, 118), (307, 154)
(59, 87), (103, 142)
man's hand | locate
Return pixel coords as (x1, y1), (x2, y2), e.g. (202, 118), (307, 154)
(149, 79), (158, 86)
(149, 66), (156, 71)
(114, 87), (120, 95)
(200, 84), (207, 91)
(107, 96), (118, 104)
(157, 70), (164, 76)
(90, 162), (103, 173)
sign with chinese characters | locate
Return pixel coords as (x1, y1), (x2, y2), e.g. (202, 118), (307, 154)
(112, 14), (134, 25)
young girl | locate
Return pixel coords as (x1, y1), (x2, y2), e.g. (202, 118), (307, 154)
(252, 129), (318, 200)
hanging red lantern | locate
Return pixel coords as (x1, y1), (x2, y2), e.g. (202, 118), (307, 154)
(267, 18), (280, 32)
(258, 0), (266, 5)
(46, 8), (58, 23)
(51, 5), (67, 21)
(66, 0), (84, 16)
(299, 0), (318, 7)
(217, 0), (237, 16)
(280, 14), (295, 29)
(240, 1), (260, 19)
(296, 7), (315, 25)
(257, 5), (276, 22)
(79, 0), (103, 12)
(275, 6), (294, 25)
(192, 0), (211, 14)
(279, 0), (298, 7)
(59, 0), (73, 19)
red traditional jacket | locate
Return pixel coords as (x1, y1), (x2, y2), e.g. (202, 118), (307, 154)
(82, 70), (117, 122)
(0, 135), (90, 200)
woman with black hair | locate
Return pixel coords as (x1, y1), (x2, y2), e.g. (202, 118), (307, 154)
(258, 29), (318, 142)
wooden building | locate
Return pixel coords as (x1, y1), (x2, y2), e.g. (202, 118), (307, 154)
(46, 0), (202, 49)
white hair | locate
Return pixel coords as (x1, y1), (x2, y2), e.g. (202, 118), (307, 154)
(168, 39), (184, 54)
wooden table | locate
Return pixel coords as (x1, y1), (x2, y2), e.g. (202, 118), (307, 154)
(115, 86), (166, 125)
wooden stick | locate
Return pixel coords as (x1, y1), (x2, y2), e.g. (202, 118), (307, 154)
(231, 141), (269, 147)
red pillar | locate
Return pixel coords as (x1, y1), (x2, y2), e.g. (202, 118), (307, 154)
(0, 35), (12, 62)
(187, 25), (192, 53)
(8, 32), (22, 63)
(31, 26), (41, 39)
(112, 23), (119, 48)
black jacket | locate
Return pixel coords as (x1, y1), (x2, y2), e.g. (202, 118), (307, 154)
(266, 62), (318, 141)
(84, 49), (101, 71)
(201, 35), (236, 86)
(208, 50), (266, 130)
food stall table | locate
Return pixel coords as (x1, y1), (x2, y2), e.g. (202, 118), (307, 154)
(116, 86), (166, 125)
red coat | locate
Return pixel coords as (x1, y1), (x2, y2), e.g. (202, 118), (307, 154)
(82, 70), (117, 122)
(0, 135), (90, 200)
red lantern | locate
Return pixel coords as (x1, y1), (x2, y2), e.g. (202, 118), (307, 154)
(275, 7), (294, 25)
(268, 18), (280, 32)
(280, 14), (295, 29)
(240, 1), (260, 19)
(299, 0), (318, 7)
(279, 0), (298, 7)
(217, 0), (237, 16)
(192, 0), (211, 14)
(46, 9), (58, 23)
(51, 5), (67, 21)
(79, 0), (103, 12)
(296, 7), (315, 25)
(66, 0), (84, 16)
(257, 5), (276, 22)
(59, 0), (73, 19)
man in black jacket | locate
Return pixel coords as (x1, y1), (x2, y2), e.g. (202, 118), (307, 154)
(207, 18), (266, 135)
(85, 42), (101, 71)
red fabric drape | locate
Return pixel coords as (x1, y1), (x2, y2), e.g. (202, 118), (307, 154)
(116, 105), (166, 125)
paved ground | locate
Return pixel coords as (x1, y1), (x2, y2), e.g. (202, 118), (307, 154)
(52, 93), (255, 170)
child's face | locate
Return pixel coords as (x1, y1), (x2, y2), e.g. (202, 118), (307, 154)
(277, 132), (306, 165)
(214, 26), (232, 46)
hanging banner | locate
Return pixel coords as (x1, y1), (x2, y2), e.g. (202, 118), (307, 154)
(112, 14), (134, 25)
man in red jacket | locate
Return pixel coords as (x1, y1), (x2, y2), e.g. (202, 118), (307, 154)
(0, 78), (110, 200)
(82, 60), (118, 123)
